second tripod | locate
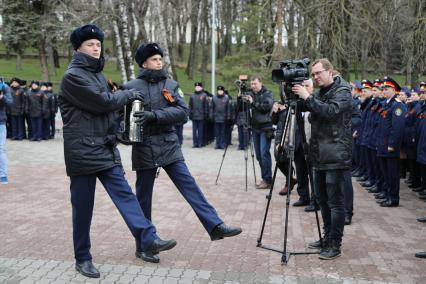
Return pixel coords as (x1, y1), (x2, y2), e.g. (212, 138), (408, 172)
(256, 100), (322, 264)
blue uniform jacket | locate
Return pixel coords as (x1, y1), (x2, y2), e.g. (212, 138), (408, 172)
(364, 98), (379, 149)
(376, 96), (407, 158)
(358, 97), (372, 146)
(416, 101), (426, 165)
(368, 98), (386, 150)
(403, 101), (421, 160)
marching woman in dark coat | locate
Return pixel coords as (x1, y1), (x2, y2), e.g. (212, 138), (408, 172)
(59, 25), (176, 278)
(124, 43), (242, 251)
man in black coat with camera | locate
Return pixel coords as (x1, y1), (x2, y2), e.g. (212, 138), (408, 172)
(292, 58), (352, 260)
(59, 24), (176, 278)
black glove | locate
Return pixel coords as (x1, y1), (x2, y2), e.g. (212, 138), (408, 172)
(127, 89), (144, 103)
(133, 110), (157, 125)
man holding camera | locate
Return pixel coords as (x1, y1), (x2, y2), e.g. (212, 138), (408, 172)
(292, 59), (352, 260)
(245, 76), (274, 189)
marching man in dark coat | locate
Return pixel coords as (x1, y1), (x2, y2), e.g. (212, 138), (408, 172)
(123, 43), (242, 257)
(59, 24), (176, 278)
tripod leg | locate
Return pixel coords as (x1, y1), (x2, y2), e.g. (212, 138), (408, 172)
(249, 135), (257, 185)
(310, 168), (323, 245)
(257, 162), (280, 246)
(215, 145), (229, 185)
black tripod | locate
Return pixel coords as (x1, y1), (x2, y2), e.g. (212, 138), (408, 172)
(215, 96), (257, 191)
(256, 100), (322, 264)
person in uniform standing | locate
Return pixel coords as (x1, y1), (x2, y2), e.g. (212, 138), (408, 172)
(59, 25), (176, 278)
(189, 82), (208, 148)
(211, 85), (230, 149)
(375, 77), (407, 207)
(9, 78), (26, 140)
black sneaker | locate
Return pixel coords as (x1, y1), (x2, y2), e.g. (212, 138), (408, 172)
(319, 240), (341, 260)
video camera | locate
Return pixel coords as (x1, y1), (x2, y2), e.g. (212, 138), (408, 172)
(272, 58), (310, 102)
(235, 75), (250, 94)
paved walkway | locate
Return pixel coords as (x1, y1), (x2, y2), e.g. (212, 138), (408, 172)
(1, 124), (426, 283)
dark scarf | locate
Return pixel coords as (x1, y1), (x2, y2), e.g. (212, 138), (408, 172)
(137, 68), (168, 83)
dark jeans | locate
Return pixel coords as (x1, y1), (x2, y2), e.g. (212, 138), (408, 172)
(30, 116), (43, 140)
(313, 169), (345, 243)
(252, 128), (272, 183)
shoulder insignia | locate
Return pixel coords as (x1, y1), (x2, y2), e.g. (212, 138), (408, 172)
(394, 108), (403, 116)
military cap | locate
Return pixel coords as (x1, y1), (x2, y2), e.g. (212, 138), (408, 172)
(20, 80), (27, 86)
(134, 43), (164, 67)
(70, 24), (104, 50)
(361, 79), (373, 89)
(217, 85), (225, 91)
(30, 80), (40, 86)
(194, 82), (203, 87)
(420, 81), (426, 91)
(382, 76), (401, 92)
(412, 85), (421, 93)
(373, 79), (383, 88)
(46, 82), (53, 87)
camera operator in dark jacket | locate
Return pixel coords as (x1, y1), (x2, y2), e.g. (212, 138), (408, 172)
(124, 43), (242, 257)
(244, 76), (274, 189)
(59, 24), (176, 279)
(292, 58), (352, 260)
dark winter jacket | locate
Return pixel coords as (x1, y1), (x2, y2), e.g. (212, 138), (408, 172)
(26, 88), (44, 117)
(298, 76), (352, 170)
(189, 91), (208, 120)
(0, 84), (12, 124)
(210, 94), (229, 123)
(249, 86), (274, 129)
(9, 86), (25, 116)
(123, 68), (189, 170)
(59, 52), (140, 176)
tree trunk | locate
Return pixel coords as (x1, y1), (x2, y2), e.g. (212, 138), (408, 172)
(200, 0), (210, 83)
(222, 0), (232, 57)
(185, 0), (201, 78)
(47, 44), (57, 77)
(272, 0), (284, 60)
(120, 2), (135, 80)
(38, 36), (49, 82)
(112, 19), (128, 83)
(16, 53), (22, 71)
(151, 0), (174, 78)
(287, 0), (295, 54)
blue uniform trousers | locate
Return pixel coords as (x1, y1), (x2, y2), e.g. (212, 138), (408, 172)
(192, 120), (204, 147)
(366, 148), (377, 185)
(214, 122), (226, 149)
(11, 115), (25, 140)
(135, 160), (223, 251)
(343, 170), (353, 217)
(352, 142), (360, 171)
(42, 118), (50, 139)
(70, 166), (157, 261)
(30, 116), (43, 140)
(378, 157), (400, 202)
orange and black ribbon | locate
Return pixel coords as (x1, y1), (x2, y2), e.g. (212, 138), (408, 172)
(162, 88), (175, 103)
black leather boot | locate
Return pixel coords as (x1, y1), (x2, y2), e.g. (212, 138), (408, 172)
(75, 260), (100, 278)
(209, 223), (242, 241)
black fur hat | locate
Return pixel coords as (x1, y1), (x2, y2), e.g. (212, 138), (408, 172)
(70, 24), (104, 50)
(135, 43), (164, 67)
